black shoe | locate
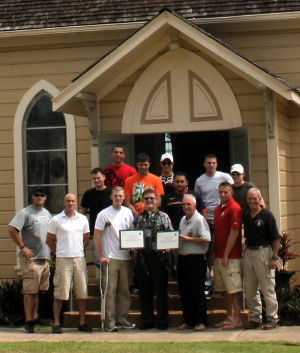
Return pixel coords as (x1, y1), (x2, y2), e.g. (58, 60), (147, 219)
(52, 325), (62, 334)
(78, 323), (93, 332)
(139, 323), (154, 330)
(158, 323), (168, 330)
(24, 321), (34, 333)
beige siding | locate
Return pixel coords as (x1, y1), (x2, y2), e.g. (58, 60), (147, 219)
(214, 29), (300, 88)
(0, 35), (120, 279)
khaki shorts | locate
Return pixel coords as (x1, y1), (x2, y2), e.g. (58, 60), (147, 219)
(53, 257), (88, 300)
(19, 256), (50, 294)
(214, 258), (242, 294)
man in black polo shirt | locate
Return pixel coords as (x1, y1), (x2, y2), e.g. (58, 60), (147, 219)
(243, 187), (280, 330)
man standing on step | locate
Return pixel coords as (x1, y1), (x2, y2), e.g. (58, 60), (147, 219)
(47, 193), (92, 334)
(134, 189), (173, 331)
(213, 182), (243, 330)
(8, 186), (51, 334)
(124, 152), (164, 217)
(243, 188), (280, 330)
(80, 167), (112, 268)
(177, 194), (211, 332)
(103, 145), (137, 188)
(94, 186), (136, 332)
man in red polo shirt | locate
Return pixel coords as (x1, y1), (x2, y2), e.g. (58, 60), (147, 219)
(213, 182), (243, 330)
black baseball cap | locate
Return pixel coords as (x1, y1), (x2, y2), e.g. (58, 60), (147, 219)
(31, 186), (46, 195)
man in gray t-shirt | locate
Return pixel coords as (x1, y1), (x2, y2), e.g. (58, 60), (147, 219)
(8, 186), (51, 334)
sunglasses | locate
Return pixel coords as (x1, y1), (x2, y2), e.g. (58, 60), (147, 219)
(231, 172), (241, 176)
(161, 161), (172, 166)
(144, 197), (156, 201)
(34, 193), (46, 197)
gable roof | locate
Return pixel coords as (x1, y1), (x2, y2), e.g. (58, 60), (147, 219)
(1, 0), (300, 31)
(53, 9), (300, 116)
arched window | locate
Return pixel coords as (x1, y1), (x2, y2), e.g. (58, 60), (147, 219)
(25, 94), (67, 213)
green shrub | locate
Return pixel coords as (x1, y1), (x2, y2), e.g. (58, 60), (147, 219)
(0, 279), (24, 325)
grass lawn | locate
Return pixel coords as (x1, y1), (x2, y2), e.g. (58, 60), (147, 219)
(0, 342), (299, 353)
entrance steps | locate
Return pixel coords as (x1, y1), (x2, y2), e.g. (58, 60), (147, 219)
(63, 281), (248, 328)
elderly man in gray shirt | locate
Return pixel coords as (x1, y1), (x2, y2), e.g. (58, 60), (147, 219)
(177, 194), (211, 332)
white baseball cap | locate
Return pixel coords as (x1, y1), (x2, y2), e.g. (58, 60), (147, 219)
(231, 164), (244, 174)
(160, 153), (174, 163)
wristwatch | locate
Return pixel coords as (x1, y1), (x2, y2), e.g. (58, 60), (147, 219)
(271, 256), (279, 260)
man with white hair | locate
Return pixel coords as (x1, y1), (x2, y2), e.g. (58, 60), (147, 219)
(177, 194), (211, 331)
(243, 187), (280, 330)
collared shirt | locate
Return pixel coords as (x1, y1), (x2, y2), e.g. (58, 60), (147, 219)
(214, 198), (242, 259)
(243, 208), (280, 247)
(48, 210), (89, 257)
(178, 211), (211, 255)
(134, 209), (172, 251)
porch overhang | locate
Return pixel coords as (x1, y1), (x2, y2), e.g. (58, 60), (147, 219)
(53, 9), (300, 117)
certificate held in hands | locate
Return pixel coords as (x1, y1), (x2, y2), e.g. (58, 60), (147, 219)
(156, 230), (179, 250)
(119, 229), (145, 250)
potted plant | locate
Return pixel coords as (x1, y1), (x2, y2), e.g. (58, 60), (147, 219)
(276, 231), (299, 291)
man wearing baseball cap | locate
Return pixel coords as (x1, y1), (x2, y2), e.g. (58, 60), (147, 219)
(8, 186), (51, 333)
(231, 164), (264, 213)
(159, 153), (174, 194)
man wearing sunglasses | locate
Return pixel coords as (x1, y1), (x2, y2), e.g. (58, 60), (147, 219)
(8, 186), (51, 334)
(159, 153), (174, 194)
(231, 164), (264, 213)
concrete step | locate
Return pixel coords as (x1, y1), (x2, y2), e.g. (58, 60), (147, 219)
(71, 294), (226, 311)
(63, 309), (249, 329)
(87, 281), (179, 297)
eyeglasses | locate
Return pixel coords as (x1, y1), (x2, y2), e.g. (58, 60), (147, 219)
(34, 193), (46, 197)
(144, 197), (156, 201)
(161, 161), (172, 166)
(231, 172), (241, 176)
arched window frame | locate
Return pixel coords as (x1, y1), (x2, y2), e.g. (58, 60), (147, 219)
(14, 80), (77, 213)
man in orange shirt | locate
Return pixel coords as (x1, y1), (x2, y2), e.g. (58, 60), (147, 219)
(124, 152), (164, 216)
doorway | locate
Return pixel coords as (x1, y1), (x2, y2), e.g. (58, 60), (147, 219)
(134, 131), (230, 188)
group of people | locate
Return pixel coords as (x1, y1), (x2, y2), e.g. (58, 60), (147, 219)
(8, 146), (281, 334)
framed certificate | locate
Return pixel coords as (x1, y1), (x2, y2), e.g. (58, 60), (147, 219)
(156, 230), (179, 250)
(119, 229), (145, 250)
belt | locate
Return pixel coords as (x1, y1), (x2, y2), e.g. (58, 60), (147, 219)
(246, 244), (269, 250)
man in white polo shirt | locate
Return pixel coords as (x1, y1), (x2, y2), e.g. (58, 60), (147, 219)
(46, 193), (92, 334)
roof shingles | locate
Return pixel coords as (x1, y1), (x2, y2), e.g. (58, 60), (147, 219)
(1, 0), (300, 31)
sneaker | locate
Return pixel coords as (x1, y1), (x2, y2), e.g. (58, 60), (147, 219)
(52, 325), (62, 334)
(116, 320), (136, 329)
(194, 323), (206, 331)
(78, 323), (93, 332)
(245, 321), (261, 330)
(24, 321), (34, 333)
(105, 325), (118, 332)
(262, 321), (277, 330)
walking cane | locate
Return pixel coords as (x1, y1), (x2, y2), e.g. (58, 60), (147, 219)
(99, 262), (109, 332)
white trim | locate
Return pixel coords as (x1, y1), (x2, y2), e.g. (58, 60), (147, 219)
(13, 79), (77, 212)
(264, 89), (281, 229)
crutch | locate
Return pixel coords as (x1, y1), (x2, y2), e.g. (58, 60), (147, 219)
(99, 262), (109, 332)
